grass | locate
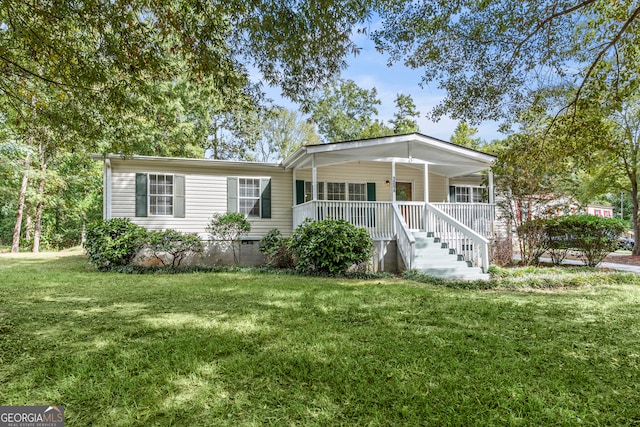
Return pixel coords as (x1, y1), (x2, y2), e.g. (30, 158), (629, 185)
(1, 250), (640, 426)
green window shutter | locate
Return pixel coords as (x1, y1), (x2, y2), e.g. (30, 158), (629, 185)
(295, 180), (304, 205)
(174, 175), (185, 218)
(135, 173), (147, 217)
(449, 186), (456, 203)
(227, 177), (238, 212)
(261, 178), (272, 219)
(367, 182), (376, 201)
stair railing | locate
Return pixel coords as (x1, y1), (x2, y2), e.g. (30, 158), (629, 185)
(393, 204), (415, 270)
(423, 203), (490, 273)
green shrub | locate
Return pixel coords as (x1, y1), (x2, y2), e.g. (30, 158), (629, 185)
(520, 215), (627, 267)
(516, 218), (548, 265)
(560, 215), (626, 267)
(206, 212), (251, 264)
(258, 229), (294, 268)
(289, 218), (373, 275)
(146, 229), (204, 267)
(84, 218), (148, 268)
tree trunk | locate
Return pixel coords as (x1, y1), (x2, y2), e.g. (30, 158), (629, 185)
(11, 153), (31, 253)
(32, 155), (48, 253)
(25, 214), (33, 243)
(632, 179), (640, 256)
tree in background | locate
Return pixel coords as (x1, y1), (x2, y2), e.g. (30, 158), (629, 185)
(253, 108), (320, 163)
(306, 79), (382, 142)
(450, 122), (483, 150)
(373, 1), (640, 126)
(390, 94), (420, 134)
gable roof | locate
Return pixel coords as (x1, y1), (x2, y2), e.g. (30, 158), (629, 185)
(283, 133), (495, 177)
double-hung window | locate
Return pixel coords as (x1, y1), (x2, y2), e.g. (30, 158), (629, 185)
(239, 178), (261, 217)
(149, 174), (174, 216)
(450, 186), (487, 203)
(348, 183), (367, 201)
(326, 182), (346, 200)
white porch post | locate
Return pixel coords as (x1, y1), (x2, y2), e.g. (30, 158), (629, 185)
(311, 154), (318, 201)
(488, 171), (495, 204)
(293, 169), (297, 204)
(423, 163), (429, 203)
(391, 161), (396, 203)
(104, 158), (112, 220)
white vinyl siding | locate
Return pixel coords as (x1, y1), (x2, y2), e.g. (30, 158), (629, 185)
(110, 159), (292, 237)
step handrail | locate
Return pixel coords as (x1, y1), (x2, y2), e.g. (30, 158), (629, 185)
(393, 203), (415, 270)
(424, 202), (490, 272)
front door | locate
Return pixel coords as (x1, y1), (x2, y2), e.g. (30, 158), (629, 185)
(396, 182), (412, 201)
(396, 182), (414, 228)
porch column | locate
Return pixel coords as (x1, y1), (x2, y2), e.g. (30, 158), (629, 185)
(391, 161), (396, 202)
(104, 158), (112, 220)
(423, 163), (429, 203)
(488, 170), (495, 204)
(312, 154), (318, 201)
(293, 169), (297, 204)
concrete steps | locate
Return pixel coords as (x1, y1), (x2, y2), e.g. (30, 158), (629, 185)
(412, 232), (489, 281)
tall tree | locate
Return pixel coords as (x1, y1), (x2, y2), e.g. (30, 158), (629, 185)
(373, 1), (640, 125)
(390, 94), (420, 134)
(306, 79), (382, 142)
(253, 108), (320, 163)
(450, 122), (482, 150)
(1, 1), (373, 151)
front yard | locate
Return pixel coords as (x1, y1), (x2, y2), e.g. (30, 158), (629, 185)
(1, 251), (639, 425)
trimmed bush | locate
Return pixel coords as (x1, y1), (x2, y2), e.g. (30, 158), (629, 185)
(519, 215), (627, 267)
(289, 218), (373, 275)
(258, 229), (294, 268)
(560, 215), (626, 267)
(84, 218), (148, 268)
(146, 229), (204, 267)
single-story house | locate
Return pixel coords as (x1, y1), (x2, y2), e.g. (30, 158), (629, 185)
(95, 133), (497, 279)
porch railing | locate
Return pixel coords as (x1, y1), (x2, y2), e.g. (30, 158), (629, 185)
(292, 201), (492, 272)
(292, 201), (395, 239)
(392, 204), (415, 270)
(431, 203), (495, 238)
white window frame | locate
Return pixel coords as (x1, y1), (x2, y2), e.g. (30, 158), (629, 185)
(348, 183), (367, 201)
(148, 173), (174, 216)
(304, 181), (325, 202)
(238, 177), (261, 218)
(452, 185), (488, 204)
(305, 181), (369, 201)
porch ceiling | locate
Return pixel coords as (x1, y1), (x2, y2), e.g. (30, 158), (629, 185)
(283, 133), (496, 177)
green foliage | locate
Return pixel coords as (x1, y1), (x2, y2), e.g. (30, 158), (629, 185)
(252, 108), (320, 162)
(450, 122), (482, 149)
(146, 229), (204, 267)
(373, 1), (640, 124)
(84, 218), (148, 268)
(306, 79), (382, 142)
(519, 215), (627, 267)
(558, 215), (627, 267)
(516, 219), (550, 266)
(258, 228), (294, 268)
(206, 212), (251, 264)
(390, 94), (420, 134)
(289, 218), (373, 275)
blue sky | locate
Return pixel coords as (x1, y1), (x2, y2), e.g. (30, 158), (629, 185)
(260, 30), (505, 143)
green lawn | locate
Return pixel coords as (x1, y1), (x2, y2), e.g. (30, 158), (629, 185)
(1, 251), (639, 426)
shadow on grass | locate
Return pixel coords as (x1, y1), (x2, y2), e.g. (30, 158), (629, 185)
(1, 254), (640, 425)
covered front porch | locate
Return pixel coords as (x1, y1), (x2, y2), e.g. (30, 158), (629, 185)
(283, 133), (497, 275)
